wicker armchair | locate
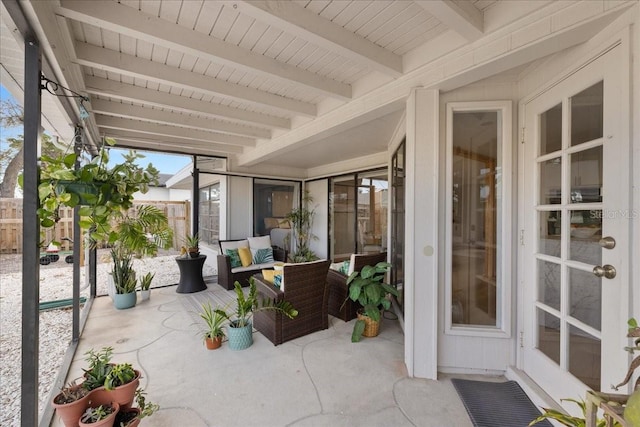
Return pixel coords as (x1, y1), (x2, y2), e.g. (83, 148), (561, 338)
(253, 259), (331, 346)
(327, 252), (388, 321)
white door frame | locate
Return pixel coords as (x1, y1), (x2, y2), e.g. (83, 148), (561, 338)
(517, 35), (632, 404)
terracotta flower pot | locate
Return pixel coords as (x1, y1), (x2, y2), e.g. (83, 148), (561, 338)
(114, 407), (140, 427)
(51, 384), (92, 427)
(205, 335), (223, 350)
(89, 370), (141, 410)
(79, 401), (119, 427)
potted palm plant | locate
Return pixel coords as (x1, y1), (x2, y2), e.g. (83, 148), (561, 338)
(345, 262), (399, 342)
(215, 278), (298, 350)
(109, 205), (173, 308)
(184, 233), (200, 258)
(199, 301), (226, 350)
(285, 191), (318, 262)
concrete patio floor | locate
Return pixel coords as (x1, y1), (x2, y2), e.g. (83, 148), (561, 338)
(52, 282), (476, 427)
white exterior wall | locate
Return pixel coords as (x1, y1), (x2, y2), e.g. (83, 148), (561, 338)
(405, 89), (439, 379)
(227, 176), (253, 239)
(134, 187), (190, 201)
(306, 179), (328, 260)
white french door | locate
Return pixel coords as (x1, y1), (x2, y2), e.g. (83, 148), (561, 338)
(521, 47), (630, 402)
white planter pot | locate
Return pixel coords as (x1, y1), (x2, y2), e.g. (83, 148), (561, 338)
(107, 274), (116, 300)
(140, 289), (150, 301)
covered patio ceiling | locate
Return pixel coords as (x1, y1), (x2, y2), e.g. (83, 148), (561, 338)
(2, 0), (496, 174)
(2, 0), (631, 177)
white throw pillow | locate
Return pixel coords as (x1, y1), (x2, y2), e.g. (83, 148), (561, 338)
(220, 239), (249, 253)
(248, 235), (271, 250)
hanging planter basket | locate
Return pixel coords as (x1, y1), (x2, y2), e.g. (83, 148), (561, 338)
(55, 180), (103, 206)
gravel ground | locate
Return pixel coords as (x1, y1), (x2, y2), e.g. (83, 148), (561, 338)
(0, 250), (215, 426)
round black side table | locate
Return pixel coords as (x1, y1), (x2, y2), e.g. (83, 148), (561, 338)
(175, 255), (207, 293)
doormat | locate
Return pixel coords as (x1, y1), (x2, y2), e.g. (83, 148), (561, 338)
(451, 379), (552, 427)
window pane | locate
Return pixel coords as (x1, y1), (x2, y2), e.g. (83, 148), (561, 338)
(330, 175), (356, 260)
(357, 171), (388, 254)
(538, 260), (560, 311)
(569, 268), (601, 330)
(539, 211), (561, 257)
(570, 146), (602, 203)
(537, 309), (560, 365)
(540, 158), (561, 205)
(569, 209), (602, 265)
(540, 103), (562, 155)
(199, 182), (220, 247)
(569, 325), (601, 391)
(451, 111), (499, 327)
(571, 82), (603, 146)
(253, 179), (296, 246)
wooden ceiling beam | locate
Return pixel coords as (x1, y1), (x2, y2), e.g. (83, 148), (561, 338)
(90, 98), (271, 139)
(83, 76), (290, 130)
(234, 0), (403, 78)
(95, 115), (255, 147)
(417, 0), (484, 42)
(56, 0), (351, 100)
(74, 42), (317, 117)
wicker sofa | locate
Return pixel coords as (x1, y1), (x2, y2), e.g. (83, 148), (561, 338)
(327, 252), (388, 321)
(216, 237), (287, 290)
(253, 259), (331, 345)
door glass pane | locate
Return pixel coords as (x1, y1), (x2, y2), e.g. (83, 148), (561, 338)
(569, 268), (601, 330)
(540, 103), (562, 155)
(569, 209), (602, 264)
(571, 82), (603, 146)
(540, 158), (561, 205)
(539, 211), (561, 257)
(569, 325), (601, 391)
(357, 171), (388, 254)
(253, 179), (296, 241)
(199, 182), (220, 247)
(451, 111), (499, 327)
(570, 146), (602, 203)
(330, 175), (356, 261)
(538, 260), (560, 311)
(537, 309), (560, 365)
(391, 141), (405, 314)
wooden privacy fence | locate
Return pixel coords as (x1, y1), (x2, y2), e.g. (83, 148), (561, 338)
(0, 198), (190, 254)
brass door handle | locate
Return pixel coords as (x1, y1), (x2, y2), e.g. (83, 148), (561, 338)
(593, 264), (616, 279)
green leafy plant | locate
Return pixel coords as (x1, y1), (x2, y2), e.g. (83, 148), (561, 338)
(199, 301), (227, 340)
(53, 380), (89, 404)
(104, 362), (136, 391)
(135, 387), (160, 419)
(82, 347), (113, 391)
(345, 262), (398, 342)
(285, 191), (318, 262)
(80, 404), (115, 424)
(215, 278), (298, 328)
(529, 398), (608, 427)
(184, 233), (200, 251)
(138, 272), (154, 291)
(36, 138), (160, 247)
(110, 247), (137, 295)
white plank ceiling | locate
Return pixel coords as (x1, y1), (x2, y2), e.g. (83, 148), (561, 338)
(8, 0), (500, 173)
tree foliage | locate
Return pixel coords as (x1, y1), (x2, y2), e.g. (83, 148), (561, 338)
(0, 99), (63, 197)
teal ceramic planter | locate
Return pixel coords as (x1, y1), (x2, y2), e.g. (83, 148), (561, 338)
(227, 321), (253, 350)
(113, 292), (137, 310)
